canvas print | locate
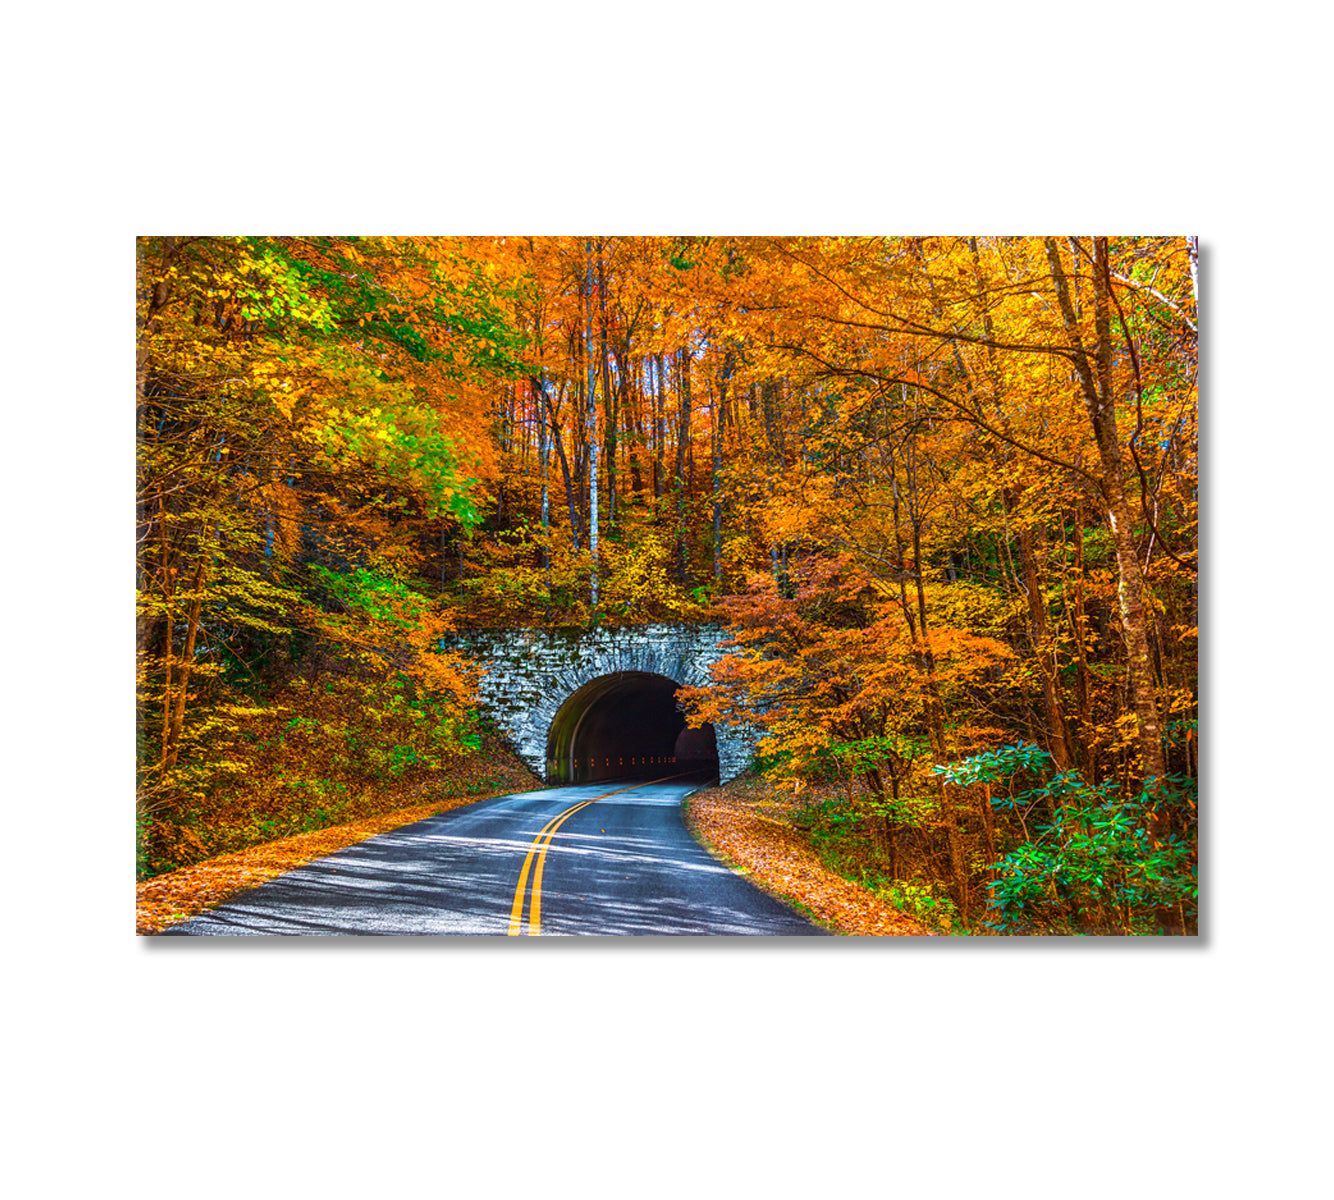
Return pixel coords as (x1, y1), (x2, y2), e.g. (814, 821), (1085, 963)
(136, 236), (1198, 936)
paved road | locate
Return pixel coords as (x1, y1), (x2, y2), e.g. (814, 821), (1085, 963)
(159, 780), (828, 936)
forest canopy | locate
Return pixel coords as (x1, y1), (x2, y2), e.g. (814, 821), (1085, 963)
(137, 235), (1197, 932)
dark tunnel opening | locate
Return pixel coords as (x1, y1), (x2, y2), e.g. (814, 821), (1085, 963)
(545, 671), (719, 784)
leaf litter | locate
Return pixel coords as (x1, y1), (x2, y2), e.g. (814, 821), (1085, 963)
(685, 778), (931, 936)
(138, 785), (494, 935)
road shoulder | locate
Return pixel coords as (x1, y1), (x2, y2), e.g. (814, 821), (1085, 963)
(136, 792), (492, 934)
(683, 778), (932, 936)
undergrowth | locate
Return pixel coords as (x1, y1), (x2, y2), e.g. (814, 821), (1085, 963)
(137, 727), (536, 880)
(794, 797), (962, 933)
(791, 743), (1198, 935)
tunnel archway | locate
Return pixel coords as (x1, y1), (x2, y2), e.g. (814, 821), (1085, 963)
(545, 671), (719, 784)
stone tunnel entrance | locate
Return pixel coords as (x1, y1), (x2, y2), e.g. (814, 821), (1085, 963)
(545, 671), (719, 784)
(453, 623), (752, 783)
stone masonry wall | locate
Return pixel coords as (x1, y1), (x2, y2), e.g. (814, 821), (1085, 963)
(449, 623), (755, 783)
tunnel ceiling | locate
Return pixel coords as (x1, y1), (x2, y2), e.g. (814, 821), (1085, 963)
(546, 671), (717, 783)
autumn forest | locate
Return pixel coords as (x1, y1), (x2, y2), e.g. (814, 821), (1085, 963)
(136, 235), (1198, 935)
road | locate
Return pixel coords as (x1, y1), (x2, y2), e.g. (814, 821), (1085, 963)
(159, 779), (828, 936)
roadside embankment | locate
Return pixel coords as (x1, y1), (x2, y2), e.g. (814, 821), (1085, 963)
(684, 777), (931, 936)
(137, 743), (541, 934)
(137, 784), (511, 935)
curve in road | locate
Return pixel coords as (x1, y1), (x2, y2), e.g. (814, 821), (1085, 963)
(159, 780), (828, 937)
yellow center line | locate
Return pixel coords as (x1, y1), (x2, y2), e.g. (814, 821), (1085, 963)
(507, 804), (579, 936)
(529, 800), (597, 933)
(507, 775), (688, 936)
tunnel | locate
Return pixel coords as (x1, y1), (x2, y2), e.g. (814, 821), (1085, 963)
(545, 671), (719, 784)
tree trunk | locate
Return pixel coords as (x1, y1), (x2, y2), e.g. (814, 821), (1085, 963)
(533, 374), (551, 570)
(598, 249), (616, 530)
(674, 346), (692, 582)
(542, 383), (580, 550)
(1044, 237), (1167, 788)
(621, 349), (644, 498)
(585, 243), (599, 607)
(162, 553), (208, 772)
(712, 353), (733, 587)
(1018, 521), (1074, 770)
(654, 351), (666, 504)
(940, 782), (970, 926)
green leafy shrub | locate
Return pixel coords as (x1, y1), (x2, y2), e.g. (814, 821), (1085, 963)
(936, 744), (1197, 935)
(877, 878), (961, 934)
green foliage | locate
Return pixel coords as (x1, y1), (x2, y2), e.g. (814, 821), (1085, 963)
(137, 234), (514, 845)
(464, 776), (505, 796)
(136, 811), (157, 879)
(308, 564), (428, 625)
(234, 244), (337, 332)
(936, 743), (1197, 934)
(314, 393), (480, 524)
(933, 740), (1053, 788)
(793, 795), (960, 933)
(1163, 718), (1198, 746)
(982, 774), (1196, 935)
(136, 675), (485, 879)
(878, 878), (961, 934)
(829, 733), (928, 782)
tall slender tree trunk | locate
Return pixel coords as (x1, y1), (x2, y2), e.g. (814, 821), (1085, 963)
(654, 351), (666, 504)
(1071, 506), (1093, 763)
(1018, 521), (1074, 770)
(543, 383), (580, 550)
(1044, 236), (1167, 788)
(162, 552), (208, 772)
(762, 380), (781, 581)
(712, 382), (723, 587)
(673, 345), (692, 583)
(620, 348), (644, 498)
(598, 251), (617, 530)
(136, 237), (176, 414)
(713, 350), (734, 587)
(533, 374), (551, 570)
(585, 243), (599, 607)
(897, 393), (949, 761)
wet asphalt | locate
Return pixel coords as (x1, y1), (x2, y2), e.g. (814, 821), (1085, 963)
(158, 780), (829, 937)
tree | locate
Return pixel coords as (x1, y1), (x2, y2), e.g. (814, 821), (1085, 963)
(136, 236), (524, 869)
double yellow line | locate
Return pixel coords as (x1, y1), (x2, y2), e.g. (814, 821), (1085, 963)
(507, 776), (683, 936)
